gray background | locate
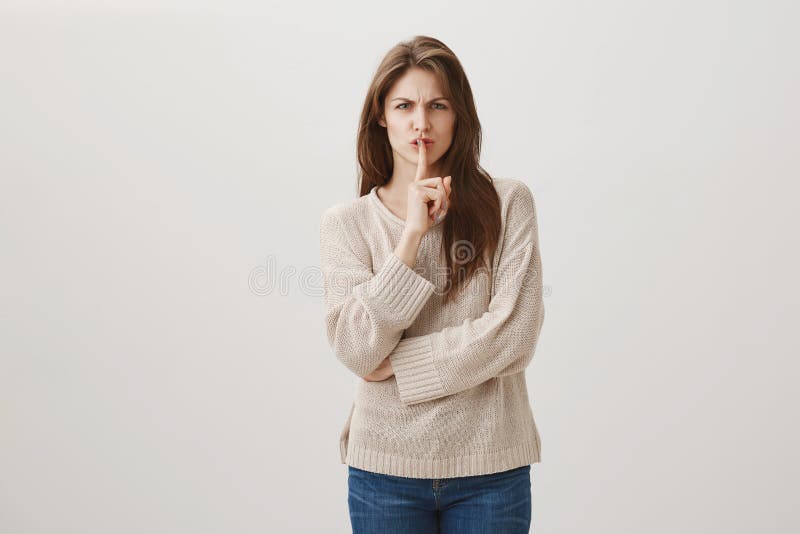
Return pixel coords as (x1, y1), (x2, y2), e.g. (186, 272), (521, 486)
(1, 1), (797, 532)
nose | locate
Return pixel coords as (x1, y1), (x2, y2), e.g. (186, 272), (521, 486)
(413, 104), (430, 133)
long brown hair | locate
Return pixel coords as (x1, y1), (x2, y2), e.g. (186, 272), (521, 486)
(356, 35), (502, 304)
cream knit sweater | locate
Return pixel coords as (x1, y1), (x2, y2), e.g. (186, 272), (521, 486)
(319, 177), (545, 478)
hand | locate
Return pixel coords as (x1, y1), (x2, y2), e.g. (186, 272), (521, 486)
(430, 174), (452, 223)
(362, 356), (394, 382)
(403, 139), (452, 237)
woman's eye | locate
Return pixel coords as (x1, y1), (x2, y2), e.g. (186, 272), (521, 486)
(396, 103), (448, 110)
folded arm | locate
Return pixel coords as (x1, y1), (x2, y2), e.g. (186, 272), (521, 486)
(320, 208), (435, 378)
(388, 182), (545, 405)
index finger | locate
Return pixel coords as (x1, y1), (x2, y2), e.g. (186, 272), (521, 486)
(414, 139), (428, 182)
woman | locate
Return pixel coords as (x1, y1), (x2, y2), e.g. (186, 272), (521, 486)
(319, 35), (545, 533)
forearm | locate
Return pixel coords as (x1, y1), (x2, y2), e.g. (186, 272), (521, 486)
(321, 211), (436, 378)
(394, 230), (424, 268)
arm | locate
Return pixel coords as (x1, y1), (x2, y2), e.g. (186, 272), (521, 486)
(319, 208), (435, 378)
(388, 182), (545, 405)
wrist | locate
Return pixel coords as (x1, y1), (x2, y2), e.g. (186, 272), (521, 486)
(400, 228), (425, 243)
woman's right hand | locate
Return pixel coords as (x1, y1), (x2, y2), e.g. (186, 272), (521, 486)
(404, 139), (452, 237)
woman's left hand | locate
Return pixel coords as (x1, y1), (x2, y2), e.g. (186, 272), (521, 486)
(363, 356), (394, 382)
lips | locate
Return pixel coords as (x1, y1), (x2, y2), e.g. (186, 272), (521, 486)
(411, 138), (434, 146)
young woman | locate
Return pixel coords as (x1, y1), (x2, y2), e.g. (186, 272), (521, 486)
(319, 35), (545, 533)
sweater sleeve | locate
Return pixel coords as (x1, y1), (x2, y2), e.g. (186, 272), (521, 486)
(388, 182), (545, 405)
(320, 208), (436, 378)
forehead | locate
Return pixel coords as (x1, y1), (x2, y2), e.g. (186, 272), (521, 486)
(386, 68), (446, 100)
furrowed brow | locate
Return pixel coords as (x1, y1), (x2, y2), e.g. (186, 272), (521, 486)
(390, 97), (449, 102)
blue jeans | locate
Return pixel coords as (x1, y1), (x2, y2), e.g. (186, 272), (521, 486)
(347, 464), (532, 533)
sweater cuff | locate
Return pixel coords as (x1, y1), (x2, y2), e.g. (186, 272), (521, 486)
(357, 252), (435, 324)
(389, 336), (446, 405)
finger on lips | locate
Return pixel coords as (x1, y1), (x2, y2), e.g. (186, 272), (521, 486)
(415, 138), (452, 222)
(414, 138), (427, 182)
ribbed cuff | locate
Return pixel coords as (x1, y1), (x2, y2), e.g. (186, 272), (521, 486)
(389, 336), (446, 405)
(357, 252), (435, 325)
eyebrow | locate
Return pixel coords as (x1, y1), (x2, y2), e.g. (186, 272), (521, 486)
(390, 97), (449, 102)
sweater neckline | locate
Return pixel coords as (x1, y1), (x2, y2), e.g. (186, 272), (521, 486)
(368, 185), (445, 228)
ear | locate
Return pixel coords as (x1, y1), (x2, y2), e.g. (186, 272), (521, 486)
(377, 115), (386, 128)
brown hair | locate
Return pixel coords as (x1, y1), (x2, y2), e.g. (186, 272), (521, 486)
(356, 35), (502, 304)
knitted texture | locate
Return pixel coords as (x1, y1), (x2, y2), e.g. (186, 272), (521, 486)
(319, 177), (545, 478)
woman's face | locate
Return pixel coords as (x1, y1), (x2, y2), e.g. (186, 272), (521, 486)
(378, 67), (456, 176)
